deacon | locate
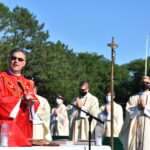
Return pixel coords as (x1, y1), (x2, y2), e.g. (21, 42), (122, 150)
(119, 76), (150, 150)
(50, 95), (69, 136)
(99, 91), (123, 137)
(68, 81), (99, 141)
(0, 48), (39, 146)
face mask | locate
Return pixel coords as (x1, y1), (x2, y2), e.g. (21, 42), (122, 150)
(140, 82), (149, 91)
(106, 96), (111, 103)
(56, 98), (62, 105)
(79, 91), (87, 96)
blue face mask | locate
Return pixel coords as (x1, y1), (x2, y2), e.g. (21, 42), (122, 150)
(56, 98), (62, 105)
(106, 96), (111, 103)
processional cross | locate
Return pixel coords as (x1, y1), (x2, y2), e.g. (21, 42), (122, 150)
(107, 37), (118, 150)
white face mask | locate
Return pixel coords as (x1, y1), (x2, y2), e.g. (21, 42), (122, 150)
(56, 98), (62, 105)
(106, 96), (111, 103)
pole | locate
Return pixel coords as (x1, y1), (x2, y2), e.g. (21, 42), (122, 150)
(88, 116), (92, 150)
(145, 36), (148, 76)
(107, 37), (118, 150)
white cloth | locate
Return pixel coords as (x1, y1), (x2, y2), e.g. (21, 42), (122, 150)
(0, 145), (111, 150)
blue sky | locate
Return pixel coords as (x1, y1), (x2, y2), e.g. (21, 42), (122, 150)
(1, 0), (150, 65)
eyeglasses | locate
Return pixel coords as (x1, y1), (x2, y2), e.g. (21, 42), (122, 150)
(11, 56), (25, 62)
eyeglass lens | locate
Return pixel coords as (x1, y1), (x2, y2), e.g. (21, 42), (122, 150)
(11, 56), (24, 62)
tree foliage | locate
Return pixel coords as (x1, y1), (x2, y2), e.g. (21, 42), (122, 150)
(0, 3), (149, 109)
(0, 4), (49, 51)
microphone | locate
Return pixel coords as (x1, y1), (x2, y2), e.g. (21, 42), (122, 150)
(25, 75), (45, 84)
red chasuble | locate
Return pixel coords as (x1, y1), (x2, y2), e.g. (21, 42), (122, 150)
(0, 71), (39, 146)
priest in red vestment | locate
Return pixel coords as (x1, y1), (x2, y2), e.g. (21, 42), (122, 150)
(0, 48), (40, 146)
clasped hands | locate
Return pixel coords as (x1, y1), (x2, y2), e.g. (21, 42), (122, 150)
(138, 99), (146, 110)
(54, 108), (60, 116)
(76, 98), (84, 108)
(21, 93), (37, 107)
(104, 104), (111, 115)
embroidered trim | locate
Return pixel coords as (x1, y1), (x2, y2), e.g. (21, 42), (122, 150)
(0, 72), (32, 97)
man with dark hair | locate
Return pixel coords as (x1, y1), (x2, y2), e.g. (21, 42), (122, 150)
(10, 48), (27, 58)
(0, 48), (39, 146)
(69, 81), (99, 141)
(119, 76), (150, 150)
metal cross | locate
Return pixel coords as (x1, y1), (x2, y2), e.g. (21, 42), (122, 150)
(107, 37), (118, 49)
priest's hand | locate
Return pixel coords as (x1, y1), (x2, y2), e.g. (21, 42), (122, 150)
(21, 93), (37, 107)
(76, 98), (84, 108)
(138, 99), (146, 110)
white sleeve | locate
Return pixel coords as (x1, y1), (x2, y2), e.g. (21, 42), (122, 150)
(30, 105), (42, 123)
(80, 106), (88, 118)
(99, 112), (105, 121)
(129, 106), (138, 119)
(144, 105), (150, 117)
(99, 111), (111, 121)
(106, 112), (111, 121)
(9, 99), (21, 118)
(57, 114), (63, 121)
(81, 106), (87, 111)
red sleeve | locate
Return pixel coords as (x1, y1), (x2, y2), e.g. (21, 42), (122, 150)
(24, 79), (40, 113)
(0, 80), (20, 120)
(33, 94), (40, 112)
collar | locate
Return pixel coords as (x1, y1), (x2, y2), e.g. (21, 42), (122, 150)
(139, 91), (150, 95)
(8, 69), (21, 76)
